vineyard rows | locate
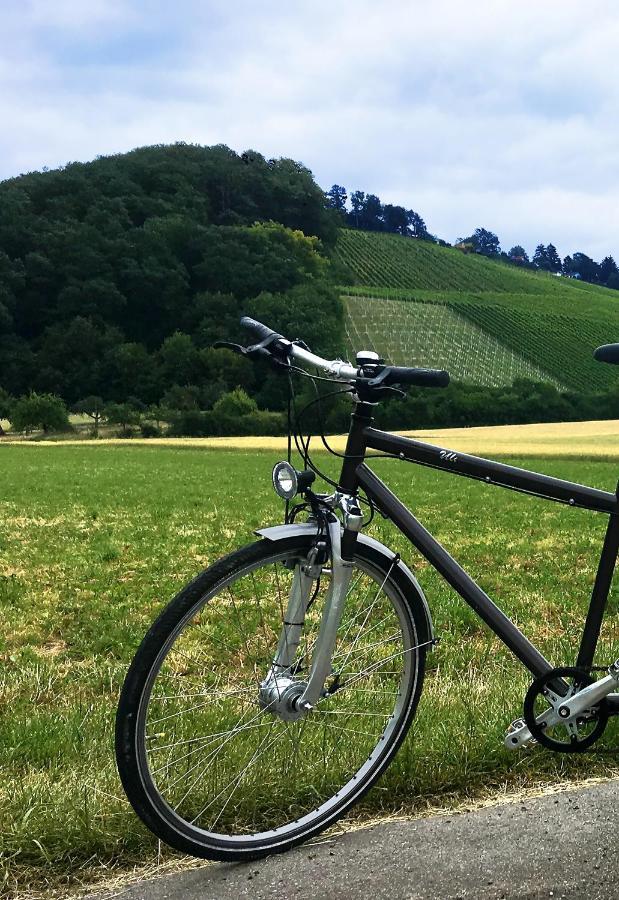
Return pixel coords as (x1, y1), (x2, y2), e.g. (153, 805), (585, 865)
(343, 295), (559, 387)
(334, 230), (619, 392)
(342, 291), (618, 391)
(335, 230), (619, 304)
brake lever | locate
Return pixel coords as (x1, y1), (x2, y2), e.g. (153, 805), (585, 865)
(367, 385), (405, 399)
(213, 340), (249, 355)
(212, 339), (290, 370)
(355, 365), (406, 401)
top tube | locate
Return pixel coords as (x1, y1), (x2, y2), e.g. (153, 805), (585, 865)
(364, 427), (618, 514)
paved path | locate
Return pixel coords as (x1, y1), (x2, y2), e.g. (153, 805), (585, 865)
(96, 780), (619, 900)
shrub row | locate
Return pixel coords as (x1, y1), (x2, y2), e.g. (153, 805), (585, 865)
(168, 409), (285, 437)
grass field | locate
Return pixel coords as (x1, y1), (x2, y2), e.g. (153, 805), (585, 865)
(3, 436), (619, 897)
(334, 230), (619, 391)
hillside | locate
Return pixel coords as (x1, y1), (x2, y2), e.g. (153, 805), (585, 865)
(0, 144), (342, 411)
(334, 229), (619, 392)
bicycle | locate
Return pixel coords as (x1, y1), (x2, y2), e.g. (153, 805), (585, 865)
(116, 317), (619, 861)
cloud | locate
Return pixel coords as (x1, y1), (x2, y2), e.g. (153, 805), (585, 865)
(1, 0), (619, 258)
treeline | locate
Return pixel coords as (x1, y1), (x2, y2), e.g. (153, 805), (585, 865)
(5, 378), (619, 440)
(325, 185), (436, 241)
(457, 228), (619, 290)
(320, 378), (619, 435)
(324, 189), (619, 292)
(0, 143), (343, 415)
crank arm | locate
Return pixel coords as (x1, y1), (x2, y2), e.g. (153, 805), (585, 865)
(505, 706), (562, 750)
(555, 661), (619, 720)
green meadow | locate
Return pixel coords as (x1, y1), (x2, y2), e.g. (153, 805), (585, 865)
(3, 443), (619, 897)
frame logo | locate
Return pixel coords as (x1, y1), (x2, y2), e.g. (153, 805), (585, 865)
(439, 449), (458, 462)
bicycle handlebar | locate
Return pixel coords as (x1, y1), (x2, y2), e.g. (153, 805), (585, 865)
(378, 366), (450, 389)
(238, 316), (450, 390)
(239, 316), (283, 344)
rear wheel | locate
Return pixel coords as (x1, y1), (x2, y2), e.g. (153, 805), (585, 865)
(116, 535), (427, 860)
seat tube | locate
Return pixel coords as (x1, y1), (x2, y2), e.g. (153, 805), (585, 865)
(576, 497), (619, 670)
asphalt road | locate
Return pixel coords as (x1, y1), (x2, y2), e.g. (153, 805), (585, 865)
(94, 780), (619, 900)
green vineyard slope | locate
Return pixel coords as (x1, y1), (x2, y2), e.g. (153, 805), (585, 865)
(334, 230), (619, 391)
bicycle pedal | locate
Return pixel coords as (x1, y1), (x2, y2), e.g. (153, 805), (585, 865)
(505, 717), (536, 750)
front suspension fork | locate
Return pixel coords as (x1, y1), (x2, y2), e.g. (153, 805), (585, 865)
(297, 518), (356, 709)
(270, 500), (363, 710)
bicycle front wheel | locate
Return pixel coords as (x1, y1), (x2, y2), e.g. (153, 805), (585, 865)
(116, 534), (427, 860)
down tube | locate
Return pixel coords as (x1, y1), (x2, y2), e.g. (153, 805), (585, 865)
(357, 464), (553, 679)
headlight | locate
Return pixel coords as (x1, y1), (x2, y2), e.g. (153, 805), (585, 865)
(271, 462), (316, 500)
(272, 461), (298, 500)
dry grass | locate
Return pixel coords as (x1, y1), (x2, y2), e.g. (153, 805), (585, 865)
(5, 418), (619, 458)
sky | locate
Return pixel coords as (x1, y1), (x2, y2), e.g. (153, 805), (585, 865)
(1, 0), (619, 260)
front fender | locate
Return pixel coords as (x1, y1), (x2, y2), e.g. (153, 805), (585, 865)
(255, 522), (434, 646)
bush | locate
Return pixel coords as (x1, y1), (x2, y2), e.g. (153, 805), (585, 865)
(104, 402), (142, 437)
(212, 388), (257, 418)
(168, 407), (285, 437)
(140, 422), (162, 438)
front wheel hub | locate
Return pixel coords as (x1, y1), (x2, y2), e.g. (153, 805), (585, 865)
(258, 673), (308, 721)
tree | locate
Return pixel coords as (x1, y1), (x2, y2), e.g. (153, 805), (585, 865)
(508, 245), (529, 264)
(161, 384), (201, 412)
(192, 222), (327, 301)
(600, 256), (619, 286)
(358, 194), (383, 231)
(462, 228), (501, 256)
(36, 316), (121, 403)
(106, 342), (159, 404)
(325, 184), (347, 214)
(158, 331), (200, 385)
(533, 244), (549, 270)
(104, 401), (142, 437)
(73, 395), (105, 437)
(348, 191), (365, 228)
(571, 252), (600, 283)
(382, 204), (409, 235)
(10, 392), (70, 434)
(406, 210), (428, 239)
(0, 387), (12, 418)
(546, 243), (562, 273)
(0, 142), (344, 409)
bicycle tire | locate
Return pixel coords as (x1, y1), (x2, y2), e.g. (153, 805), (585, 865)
(116, 534), (428, 861)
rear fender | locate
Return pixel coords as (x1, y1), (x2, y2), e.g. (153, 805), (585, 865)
(255, 523), (434, 646)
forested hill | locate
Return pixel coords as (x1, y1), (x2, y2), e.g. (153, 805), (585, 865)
(0, 143), (342, 411)
(4, 142), (619, 438)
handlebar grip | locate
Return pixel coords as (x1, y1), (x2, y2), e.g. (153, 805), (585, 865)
(240, 317), (282, 343)
(386, 367), (450, 388)
(594, 343), (619, 364)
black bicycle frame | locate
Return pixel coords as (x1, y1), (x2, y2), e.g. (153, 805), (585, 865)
(337, 402), (619, 696)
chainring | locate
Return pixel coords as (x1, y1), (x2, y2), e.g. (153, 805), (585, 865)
(523, 666), (609, 753)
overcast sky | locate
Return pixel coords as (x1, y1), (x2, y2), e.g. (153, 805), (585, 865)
(2, 0), (619, 259)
